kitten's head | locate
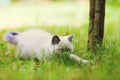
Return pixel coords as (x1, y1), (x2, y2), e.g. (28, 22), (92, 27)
(51, 34), (74, 52)
(4, 31), (20, 45)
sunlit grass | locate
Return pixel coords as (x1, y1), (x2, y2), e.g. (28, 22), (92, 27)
(0, 1), (120, 80)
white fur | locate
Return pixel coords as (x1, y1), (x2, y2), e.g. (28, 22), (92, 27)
(4, 31), (19, 45)
(69, 54), (88, 64)
(4, 29), (73, 59)
(16, 29), (53, 59)
(4, 29), (88, 64)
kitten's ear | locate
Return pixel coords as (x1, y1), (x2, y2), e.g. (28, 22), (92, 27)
(52, 35), (61, 44)
(68, 34), (74, 42)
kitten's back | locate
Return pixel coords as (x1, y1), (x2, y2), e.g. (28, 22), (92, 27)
(16, 29), (52, 58)
(18, 29), (52, 44)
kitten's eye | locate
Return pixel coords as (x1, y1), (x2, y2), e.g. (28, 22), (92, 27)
(58, 47), (71, 52)
(66, 48), (71, 52)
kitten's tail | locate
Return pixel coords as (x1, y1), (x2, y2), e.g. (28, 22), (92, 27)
(69, 54), (91, 64)
(4, 31), (20, 45)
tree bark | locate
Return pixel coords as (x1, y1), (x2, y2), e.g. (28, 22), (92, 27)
(88, 0), (106, 54)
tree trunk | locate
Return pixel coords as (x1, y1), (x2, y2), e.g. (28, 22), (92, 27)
(88, 0), (106, 54)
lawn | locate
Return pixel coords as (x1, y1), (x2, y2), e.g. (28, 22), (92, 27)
(0, 1), (120, 80)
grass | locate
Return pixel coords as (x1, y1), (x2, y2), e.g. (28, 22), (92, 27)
(0, 2), (120, 80)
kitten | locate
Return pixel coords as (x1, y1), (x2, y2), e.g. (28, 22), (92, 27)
(4, 29), (88, 64)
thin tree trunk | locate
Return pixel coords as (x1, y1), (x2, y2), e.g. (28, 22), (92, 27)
(88, 0), (96, 54)
(88, 0), (106, 54)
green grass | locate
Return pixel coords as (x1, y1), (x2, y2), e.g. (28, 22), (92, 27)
(0, 2), (120, 80)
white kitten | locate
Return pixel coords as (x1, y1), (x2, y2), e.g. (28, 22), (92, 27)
(4, 29), (88, 64)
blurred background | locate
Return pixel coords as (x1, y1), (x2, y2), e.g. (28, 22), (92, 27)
(0, 0), (89, 29)
(0, 0), (120, 31)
